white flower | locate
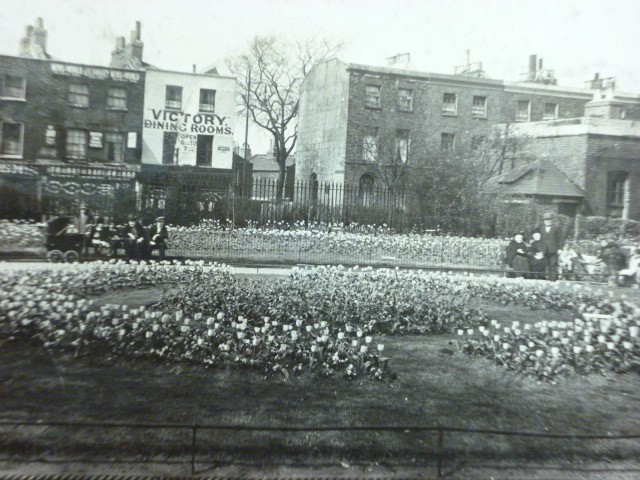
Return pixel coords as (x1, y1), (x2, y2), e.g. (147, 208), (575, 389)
(197, 338), (204, 346)
(607, 342), (615, 350)
(377, 344), (384, 352)
(493, 335), (500, 342)
(551, 347), (560, 357)
(356, 330), (363, 338)
(360, 345), (368, 353)
(586, 345), (594, 353)
(630, 326), (639, 338)
(573, 346), (582, 354)
(207, 329), (214, 337)
(311, 345), (317, 352)
(623, 341), (633, 350)
(502, 343), (510, 350)
(216, 312), (224, 320)
(365, 336), (372, 344)
(457, 330), (464, 336)
(536, 350), (544, 357)
(306, 325), (312, 332)
(467, 329), (474, 335)
(351, 340), (358, 347)
(337, 332), (345, 340)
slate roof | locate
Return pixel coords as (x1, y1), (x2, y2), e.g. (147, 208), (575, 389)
(250, 154), (295, 172)
(489, 159), (584, 198)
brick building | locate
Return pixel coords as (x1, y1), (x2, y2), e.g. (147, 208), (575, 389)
(0, 19), (145, 218)
(296, 56), (638, 199)
(1, 18), (248, 224)
(507, 110), (640, 220)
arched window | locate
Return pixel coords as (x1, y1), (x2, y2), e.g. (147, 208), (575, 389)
(359, 174), (374, 207)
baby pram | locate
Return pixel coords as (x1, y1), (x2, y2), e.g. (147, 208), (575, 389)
(45, 216), (85, 263)
(570, 253), (606, 281)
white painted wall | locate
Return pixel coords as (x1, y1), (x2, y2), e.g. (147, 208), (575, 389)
(142, 69), (236, 168)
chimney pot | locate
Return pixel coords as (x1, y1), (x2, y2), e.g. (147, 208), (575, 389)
(36, 17), (44, 28)
(529, 55), (538, 75)
(595, 73), (599, 80)
(539, 58), (543, 70)
(117, 36), (125, 49)
(193, 64), (196, 73)
(135, 21), (141, 40)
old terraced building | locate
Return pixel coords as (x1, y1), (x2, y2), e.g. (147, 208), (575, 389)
(296, 55), (640, 220)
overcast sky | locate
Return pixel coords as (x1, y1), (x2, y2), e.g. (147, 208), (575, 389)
(2, 0), (639, 154)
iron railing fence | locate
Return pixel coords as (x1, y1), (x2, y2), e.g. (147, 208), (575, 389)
(139, 177), (490, 236)
(1, 419), (638, 477)
(165, 229), (507, 273)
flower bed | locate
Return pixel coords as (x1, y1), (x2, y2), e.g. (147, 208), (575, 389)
(0, 219), (45, 251)
(460, 298), (640, 381)
(169, 224), (506, 267)
(2, 262), (638, 382)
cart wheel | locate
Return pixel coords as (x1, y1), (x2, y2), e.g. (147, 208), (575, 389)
(47, 250), (64, 263)
(64, 251), (80, 263)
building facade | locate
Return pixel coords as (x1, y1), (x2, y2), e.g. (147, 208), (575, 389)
(296, 57), (637, 189)
(0, 53), (144, 218)
(1, 18), (245, 224)
(141, 69), (236, 169)
(508, 113), (640, 220)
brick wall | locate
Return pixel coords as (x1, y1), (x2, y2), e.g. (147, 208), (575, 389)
(525, 133), (640, 220)
(0, 55), (144, 164)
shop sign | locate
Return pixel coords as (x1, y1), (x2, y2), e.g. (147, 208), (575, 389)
(45, 165), (138, 180)
(89, 132), (103, 148)
(51, 63), (141, 83)
(0, 163), (39, 177)
(127, 132), (137, 149)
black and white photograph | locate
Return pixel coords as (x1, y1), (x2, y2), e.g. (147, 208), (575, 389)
(1, 0), (639, 478)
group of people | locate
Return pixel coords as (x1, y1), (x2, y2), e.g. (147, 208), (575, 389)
(504, 213), (565, 280)
(88, 214), (169, 260)
(53, 208), (169, 260)
(504, 212), (639, 286)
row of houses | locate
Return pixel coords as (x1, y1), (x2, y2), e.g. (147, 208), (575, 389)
(0, 19), (247, 221)
(296, 55), (640, 220)
(2, 18), (639, 225)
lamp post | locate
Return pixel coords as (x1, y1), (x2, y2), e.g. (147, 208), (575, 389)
(242, 67), (251, 199)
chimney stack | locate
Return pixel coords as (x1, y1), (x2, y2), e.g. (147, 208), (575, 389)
(538, 58), (543, 70)
(19, 17), (50, 59)
(528, 54), (537, 78)
(110, 22), (144, 68)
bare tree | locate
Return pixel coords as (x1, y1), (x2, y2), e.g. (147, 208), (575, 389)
(227, 36), (342, 200)
(472, 123), (532, 180)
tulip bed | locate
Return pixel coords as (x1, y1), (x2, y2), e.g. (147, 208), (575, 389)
(0, 219), (45, 251)
(3, 260), (639, 383)
(169, 223), (506, 268)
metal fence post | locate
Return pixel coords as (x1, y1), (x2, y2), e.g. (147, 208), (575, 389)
(437, 424), (444, 478)
(191, 421), (198, 475)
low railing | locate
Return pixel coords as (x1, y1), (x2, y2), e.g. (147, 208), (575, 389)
(1, 419), (638, 477)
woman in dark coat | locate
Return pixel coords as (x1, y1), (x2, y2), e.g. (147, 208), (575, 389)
(528, 230), (546, 279)
(505, 233), (530, 278)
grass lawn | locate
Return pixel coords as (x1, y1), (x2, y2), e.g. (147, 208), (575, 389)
(1, 281), (639, 471)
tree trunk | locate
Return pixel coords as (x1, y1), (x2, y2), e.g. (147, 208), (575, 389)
(276, 157), (286, 203)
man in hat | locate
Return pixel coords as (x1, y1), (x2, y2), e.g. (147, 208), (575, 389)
(539, 212), (564, 281)
(122, 213), (148, 259)
(148, 216), (169, 260)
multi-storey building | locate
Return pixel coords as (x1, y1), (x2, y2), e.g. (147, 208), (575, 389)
(0, 18), (245, 223)
(296, 56), (639, 189)
(0, 19), (145, 218)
